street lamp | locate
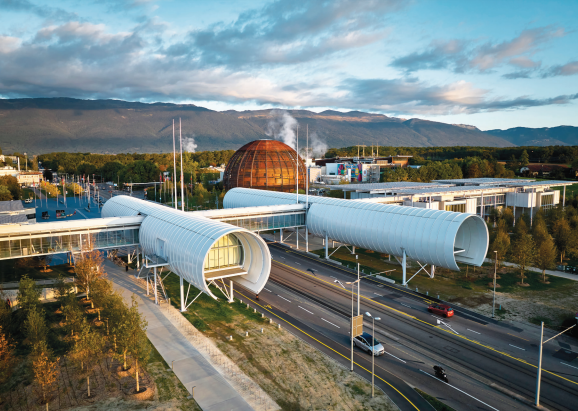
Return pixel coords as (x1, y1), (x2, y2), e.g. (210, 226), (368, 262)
(492, 251), (497, 318)
(365, 312), (381, 398)
(535, 322), (576, 406)
(335, 279), (355, 372)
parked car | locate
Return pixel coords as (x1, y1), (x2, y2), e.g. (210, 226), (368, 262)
(428, 303), (454, 318)
(24, 198), (33, 204)
(352, 332), (385, 356)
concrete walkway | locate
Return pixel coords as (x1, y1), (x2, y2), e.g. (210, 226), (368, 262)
(484, 258), (578, 281)
(105, 260), (256, 411)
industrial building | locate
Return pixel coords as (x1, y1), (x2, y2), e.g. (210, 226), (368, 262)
(326, 178), (573, 219)
(310, 155), (411, 184)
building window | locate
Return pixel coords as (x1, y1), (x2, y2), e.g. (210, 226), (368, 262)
(445, 203), (466, 213)
(204, 233), (244, 271)
(541, 194), (554, 207)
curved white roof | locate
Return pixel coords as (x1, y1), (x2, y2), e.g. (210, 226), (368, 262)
(224, 188), (488, 269)
(102, 196), (270, 299)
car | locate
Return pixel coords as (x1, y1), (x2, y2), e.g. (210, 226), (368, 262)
(428, 303), (454, 318)
(24, 198), (33, 203)
(352, 332), (385, 356)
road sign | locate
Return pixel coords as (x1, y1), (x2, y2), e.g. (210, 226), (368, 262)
(351, 314), (363, 338)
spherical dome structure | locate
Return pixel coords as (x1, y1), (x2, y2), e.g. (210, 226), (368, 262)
(223, 139), (306, 192)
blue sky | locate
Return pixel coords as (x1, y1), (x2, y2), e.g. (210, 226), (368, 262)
(0, 0), (576, 130)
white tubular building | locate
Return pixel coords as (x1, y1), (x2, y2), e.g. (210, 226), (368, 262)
(102, 196), (270, 301)
(224, 188), (488, 271)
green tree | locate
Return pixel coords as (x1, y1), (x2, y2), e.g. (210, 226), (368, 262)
(31, 340), (59, 406)
(16, 275), (41, 315)
(100, 161), (126, 182)
(70, 320), (105, 397)
(74, 249), (106, 307)
(0, 175), (21, 199)
(0, 186), (12, 201)
(510, 233), (535, 285)
(534, 235), (557, 282)
(490, 229), (510, 268)
(0, 326), (15, 403)
(119, 160), (160, 184)
(520, 150), (530, 167)
(62, 298), (84, 337)
(24, 306), (47, 347)
(552, 218), (573, 263)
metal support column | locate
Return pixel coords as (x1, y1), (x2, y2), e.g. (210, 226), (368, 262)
(352, 246), (355, 254)
(296, 227), (299, 250)
(280, 228), (283, 243)
(325, 232), (329, 259)
(402, 248), (407, 286)
(229, 280), (234, 303)
(136, 246), (140, 270)
(154, 267), (158, 305)
(180, 276), (185, 312)
(531, 188), (534, 227)
(305, 226), (309, 253)
(563, 186), (566, 207)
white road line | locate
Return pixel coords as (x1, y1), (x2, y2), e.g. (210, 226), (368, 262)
(277, 295), (292, 303)
(298, 306), (314, 314)
(509, 344), (525, 351)
(330, 276), (336, 278)
(321, 318), (340, 328)
(263, 288), (271, 292)
(384, 351), (406, 363)
(561, 362), (578, 370)
(419, 370), (500, 411)
(401, 303), (412, 308)
(467, 329), (481, 334)
(280, 256), (285, 259)
(374, 293), (383, 296)
(294, 262), (301, 265)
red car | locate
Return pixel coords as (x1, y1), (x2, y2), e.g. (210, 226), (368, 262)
(428, 303), (454, 318)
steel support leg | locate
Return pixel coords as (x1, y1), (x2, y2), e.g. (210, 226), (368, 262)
(180, 276), (185, 312)
(305, 226), (309, 253)
(229, 280), (234, 303)
(325, 233), (329, 259)
(154, 267), (158, 305)
(296, 227), (299, 250)
(402, 249), (407, 287)
(280, 228), (283, 243)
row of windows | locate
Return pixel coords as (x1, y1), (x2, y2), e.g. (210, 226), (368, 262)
(204, 234), (244, 271)
(0, 229), (139, 259)
(476, 194), (505, 206)
(445, 203), (466, 213)
(219, 213), (305, 231)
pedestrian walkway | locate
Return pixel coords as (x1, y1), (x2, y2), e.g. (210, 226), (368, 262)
(484, 258), (578, 281)
(105, 260), (260, 411)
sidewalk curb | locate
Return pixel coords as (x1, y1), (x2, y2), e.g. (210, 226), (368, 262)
(490, 383), (550, 411)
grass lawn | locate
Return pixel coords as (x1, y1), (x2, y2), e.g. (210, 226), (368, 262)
(161, 272), (398, 411)
(552, 182), (578, 198)
(21, 188), (39, 200)
(415, 389), (456, 411)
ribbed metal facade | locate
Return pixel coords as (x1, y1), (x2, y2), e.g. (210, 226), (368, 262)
(223, 188), (488, 270)
(223, 139), (306, 192)
(102, 196), (270, 299)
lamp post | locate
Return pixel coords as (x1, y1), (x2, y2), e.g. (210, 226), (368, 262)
(535, 322), (576, 406)
(334, 279), (355, 372)
(356, 255), (360, 315)
(492, 250), (497, 318)
(365, 312), (381, 398)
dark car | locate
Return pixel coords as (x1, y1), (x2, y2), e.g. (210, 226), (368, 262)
(428, 303), (454, 318)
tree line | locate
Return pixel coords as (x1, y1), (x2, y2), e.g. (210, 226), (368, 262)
(0, 247), (151, 407)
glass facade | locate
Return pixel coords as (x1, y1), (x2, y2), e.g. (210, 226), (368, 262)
(0, 228), (139, 259)
(219, 212), (305, 231)
(445, 203), (466, 213)
(204, 233), (244, 271)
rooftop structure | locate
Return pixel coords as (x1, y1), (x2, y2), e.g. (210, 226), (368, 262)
(223, 139), (306, 193)
(0, 200), (35, 225)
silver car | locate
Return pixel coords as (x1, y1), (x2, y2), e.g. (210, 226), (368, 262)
(352, 332), (385, 356)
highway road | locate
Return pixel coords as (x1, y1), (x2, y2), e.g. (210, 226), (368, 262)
(237, 242), (578, 411)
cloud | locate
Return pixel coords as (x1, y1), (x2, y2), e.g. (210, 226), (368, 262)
(502, 70), (533, 79)
(338, 77), (578, 115)
(391, 26), (563, 75)
(541, 61), (578, 78)
(186, 0), (403, 68)
(0, 0), (79, 21)
(0, 35), (21, 53)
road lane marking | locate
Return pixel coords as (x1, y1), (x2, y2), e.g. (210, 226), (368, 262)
(384, 351), (406, 363)
(561, 362), (578, 370)
(507, 333), (529, 341)
(374, 293), (383, 296)
(321, 318), (340, 328)
(277, 295), (292, 303)
(509, 344), (525, 351)
(294, 262), (301, 265)
(271, 260), (578, 387)
(401, 303), (412, 308)
(467, 329), (481, 334)
(299, 306), (314, 314)
(419, 370), (500, 411)
(263, 288), (271, 292)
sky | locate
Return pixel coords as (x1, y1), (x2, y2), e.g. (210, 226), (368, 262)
(0, 0), (577, 130)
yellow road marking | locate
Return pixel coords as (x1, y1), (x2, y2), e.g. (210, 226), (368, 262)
(507, 333), (530, 342)
(273, 260), (578, 387)
(235, 289), (421, 411)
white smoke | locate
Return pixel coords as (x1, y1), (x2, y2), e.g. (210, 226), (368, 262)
(182, 136), (197, 153)
(266, 110), (298, 149)
(309, 131), (327, 158)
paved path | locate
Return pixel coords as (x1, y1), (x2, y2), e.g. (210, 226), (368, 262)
(105, 261), (255, 411)
(484, 258), (578, 281)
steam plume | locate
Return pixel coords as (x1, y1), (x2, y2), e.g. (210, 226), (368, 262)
(183, 136), (197, 153)
(309, 131), (327, 158)
(266, 110), (297, 149)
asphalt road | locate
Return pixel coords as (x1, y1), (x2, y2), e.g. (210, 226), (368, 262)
(257, 242), (578, 411)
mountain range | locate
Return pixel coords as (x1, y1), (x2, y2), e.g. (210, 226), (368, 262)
(0, 98), (576, 155)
